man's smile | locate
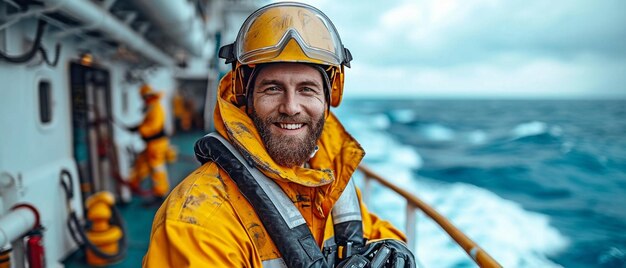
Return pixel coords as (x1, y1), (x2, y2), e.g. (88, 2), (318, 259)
(276, 123), (305, 130)
(272, 122), (308, 135)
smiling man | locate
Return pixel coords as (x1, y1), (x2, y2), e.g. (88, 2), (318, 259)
(143, 2), (414, 267)
(250, 63), (327, 167)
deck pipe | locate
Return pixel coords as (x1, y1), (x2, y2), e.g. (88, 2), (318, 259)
(0, 206), (38, 246)
(130, 0), (209, 57)
(39, 0), (175, 66)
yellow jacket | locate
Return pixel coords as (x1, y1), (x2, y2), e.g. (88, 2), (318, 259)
(143, 71), (405, 267)
(138, 96), (166, 142)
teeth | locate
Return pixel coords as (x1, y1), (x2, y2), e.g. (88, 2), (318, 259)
(279, 123), (303, 130)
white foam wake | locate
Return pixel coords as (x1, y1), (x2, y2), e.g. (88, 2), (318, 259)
(341, 112), (569, 268)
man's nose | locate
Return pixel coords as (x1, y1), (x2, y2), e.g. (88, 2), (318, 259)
(277, 91), (301, 116)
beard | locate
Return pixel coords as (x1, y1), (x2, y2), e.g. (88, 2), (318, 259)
(251, 110), (325, 167)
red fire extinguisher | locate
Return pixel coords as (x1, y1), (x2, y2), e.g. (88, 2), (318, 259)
(25, 228), (45, 268)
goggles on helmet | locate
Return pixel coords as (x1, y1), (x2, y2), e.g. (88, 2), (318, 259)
(219, 2), (352, 67)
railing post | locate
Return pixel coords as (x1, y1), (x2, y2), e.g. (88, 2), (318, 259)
(406, 202), (417, 253)
(363, 175), (371, 206)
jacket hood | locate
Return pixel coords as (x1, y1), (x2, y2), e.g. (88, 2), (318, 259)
(213, 71), (364, 196)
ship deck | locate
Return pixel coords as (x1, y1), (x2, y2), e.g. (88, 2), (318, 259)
(63, 130), (205, 268)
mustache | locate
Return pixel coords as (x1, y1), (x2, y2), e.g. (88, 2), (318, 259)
(267, 114), (313, 124)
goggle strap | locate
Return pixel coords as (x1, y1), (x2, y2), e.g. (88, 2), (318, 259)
(235, 67), (248, 106)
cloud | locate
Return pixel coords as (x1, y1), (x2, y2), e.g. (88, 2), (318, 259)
(349, 0), (626, 66)
(343, 54), (626, 99)
(271, 0), (626, 98)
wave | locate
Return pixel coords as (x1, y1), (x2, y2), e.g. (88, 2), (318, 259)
(340, 112), (391, 130)
(598, 247), (626, 267)
(511, 121), (563, 140)
(390, 123), (459, 147)
(466, 130), (488, 145)
(418, 123), (456, 142)
(549, 148), (609, 173)
(348, 122), (423, 168)
(403, 120), (565, 149)
(355, 162), (568, 267)
(464, 121), (565, 155)
(342, 113), (569, 268)
(388, 109), (416, 124)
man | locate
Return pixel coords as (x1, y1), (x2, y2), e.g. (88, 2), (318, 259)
(143, 2), (414, 267)
(128, 84), (170, 203)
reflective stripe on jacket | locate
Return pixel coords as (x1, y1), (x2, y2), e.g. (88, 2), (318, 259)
(142, 71), (405, 267)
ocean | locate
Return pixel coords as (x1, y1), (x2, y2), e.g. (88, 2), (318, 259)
(334, 99), (626, 268)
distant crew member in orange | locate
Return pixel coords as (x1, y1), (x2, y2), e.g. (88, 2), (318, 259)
(172, 90), (193, 132)
(127, 84), (170, 203)
(143, 2), (415, 267)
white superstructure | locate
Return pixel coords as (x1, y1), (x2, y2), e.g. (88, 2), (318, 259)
(0, 0), (257, 266)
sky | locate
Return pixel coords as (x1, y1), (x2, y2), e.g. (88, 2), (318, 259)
(266, 0), (626, 99)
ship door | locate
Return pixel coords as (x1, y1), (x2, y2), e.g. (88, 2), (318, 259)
(69, 62), (120, 200)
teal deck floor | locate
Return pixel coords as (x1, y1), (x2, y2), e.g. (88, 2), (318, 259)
(64, 130), (206, 267)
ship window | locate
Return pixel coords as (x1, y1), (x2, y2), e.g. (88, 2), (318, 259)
(39, 80), (52, 123)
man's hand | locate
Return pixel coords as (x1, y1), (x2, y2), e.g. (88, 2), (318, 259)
(336, 239), (415, 268)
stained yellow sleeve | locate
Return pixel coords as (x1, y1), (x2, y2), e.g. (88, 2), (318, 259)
(143, 163), (264, 267)
(143, 218), (262, 267)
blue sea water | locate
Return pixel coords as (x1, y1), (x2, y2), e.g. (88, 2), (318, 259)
(335, 99), (626, 268)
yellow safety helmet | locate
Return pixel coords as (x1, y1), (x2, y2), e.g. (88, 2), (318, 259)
(140, 84), (153, 97)
(139, 84), (161, 100)
(219, 2), (352, 108)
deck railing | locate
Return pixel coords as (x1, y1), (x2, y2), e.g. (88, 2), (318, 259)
(357, 165), (502, 268)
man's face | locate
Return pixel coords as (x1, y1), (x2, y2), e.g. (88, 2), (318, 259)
(250, 63), (326, 167)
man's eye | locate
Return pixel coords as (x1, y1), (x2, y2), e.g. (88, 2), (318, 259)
(301, 87), (318, 94)
(263, 86), (281, 93)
